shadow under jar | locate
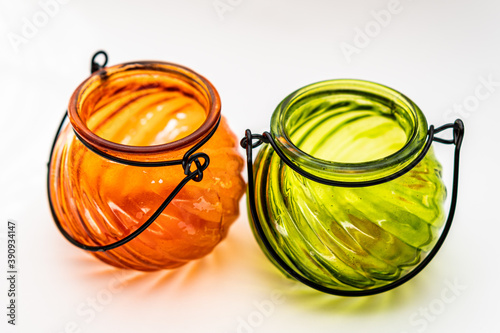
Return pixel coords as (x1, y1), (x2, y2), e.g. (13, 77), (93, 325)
(250, 79), (451, 293)
(48, 61), (245, 271)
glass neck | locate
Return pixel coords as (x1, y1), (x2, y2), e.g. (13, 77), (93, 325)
(68, 62), (221, 163)
(270, 79), (428, 182)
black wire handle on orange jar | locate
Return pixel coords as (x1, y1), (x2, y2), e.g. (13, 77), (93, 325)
(241, 119), (464, 296)
(47, 51), (220, 253)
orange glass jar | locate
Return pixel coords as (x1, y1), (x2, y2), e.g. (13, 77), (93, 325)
(48, 53), (245, 271)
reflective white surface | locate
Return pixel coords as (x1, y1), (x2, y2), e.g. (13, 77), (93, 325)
(0, 0), (498, 332)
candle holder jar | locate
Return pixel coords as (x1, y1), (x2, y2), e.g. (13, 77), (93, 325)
(48, 51), (245, 271)
(241, 79), (464, 296)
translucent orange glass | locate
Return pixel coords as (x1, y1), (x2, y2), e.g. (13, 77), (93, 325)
(48, 61), (245, 271)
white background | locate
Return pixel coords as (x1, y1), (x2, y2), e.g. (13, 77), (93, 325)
(1, 0), (499, 332)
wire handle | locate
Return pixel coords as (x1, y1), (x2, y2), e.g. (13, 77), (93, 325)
(47, 51), (218, 252)
(241, 119), (464, 296)
(91, 50), (108, 73)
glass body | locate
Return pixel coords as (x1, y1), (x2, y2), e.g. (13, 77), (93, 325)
(251, 80), (446, 291)
(49, 61), (245, 271)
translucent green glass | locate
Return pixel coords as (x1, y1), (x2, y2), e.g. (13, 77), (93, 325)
(251, 80), (446, 291)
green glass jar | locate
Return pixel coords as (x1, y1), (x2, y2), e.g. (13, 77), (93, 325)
(243, 79), (464, 295)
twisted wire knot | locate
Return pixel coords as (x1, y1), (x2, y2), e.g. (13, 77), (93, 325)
(182, 153), (209, 182)
(240, 130), (270, 149)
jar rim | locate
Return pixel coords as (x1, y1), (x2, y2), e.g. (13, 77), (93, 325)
(271, 79), (428, 181)
(68, 61), (221, 160)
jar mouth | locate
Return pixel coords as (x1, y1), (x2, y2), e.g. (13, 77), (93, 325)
(271, 79), (428, 182)
(68, 61), (221, 161)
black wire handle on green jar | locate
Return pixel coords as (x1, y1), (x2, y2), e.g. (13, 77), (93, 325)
(240, 119), (464, 297)
(47, 51), (219, 253)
